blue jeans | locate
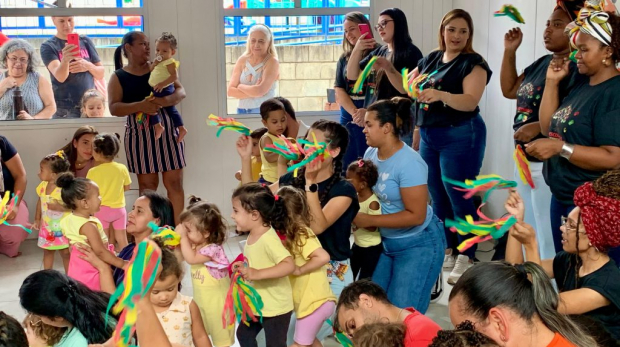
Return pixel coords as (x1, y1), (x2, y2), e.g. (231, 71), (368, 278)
(419, 115), (487, 259)
(372, 216), (445, 314)
(238, 107), (261, 114)
(550, 195), (576, 254)
(340, 100), (368, 172)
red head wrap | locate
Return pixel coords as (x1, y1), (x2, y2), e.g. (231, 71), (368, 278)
(573, 182), (620, 252)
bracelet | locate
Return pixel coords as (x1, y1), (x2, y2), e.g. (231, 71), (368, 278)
(443, 92), (450, 107)
(560, 142), (575, 160)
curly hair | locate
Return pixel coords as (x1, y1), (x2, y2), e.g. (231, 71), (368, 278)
(429, 321), (498, 347)
(593, 169), (620, 200)
(92, 133), (121, 159)
(56, 173), (92, 210)
(346, 159), (379, 188)
(0, 312), (28, 347)
(232, 183), (289, 233)
(607, 13), (620, 62)
(276, 186), (313, 255)
(179, 195), (227, 246)
(352, 322), (405, 347)
(0, 39), (41, 73)
(23, 313), (67, 346)
(156, 31), (178, 50)
(41, 152), (70, 175)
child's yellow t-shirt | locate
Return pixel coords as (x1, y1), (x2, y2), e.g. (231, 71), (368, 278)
(290, 228), (336, 318)
(86, 162), (132, 208)
(353, 194), (382, 247)
(149, 58), (180, 87)
(244, 228), (293, 317)
(60, 214), (108, 245)
(251, 156), (262, 182)
(259, 133), (285, 183)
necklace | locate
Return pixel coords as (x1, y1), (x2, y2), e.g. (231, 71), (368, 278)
(395, 307), (406, 322)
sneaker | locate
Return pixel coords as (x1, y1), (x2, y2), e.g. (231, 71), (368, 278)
(447, 255), (473, 285)
(430, 271), (444, 303)
(443, 254), (456, 270)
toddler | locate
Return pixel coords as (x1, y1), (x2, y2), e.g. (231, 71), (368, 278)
(149, 32), (188, 142)
(178, 195), (235, 347)
(80, 89), (106, 118)
(235, 127), (267, 183)
(258, 98), (288, 185)
(346, 159), (382, 280)
(33, 151), (71, 272)
(352, 322), (405, 347)
(87, 133), (132, 250)
(23, 313), (67, 347)
(429, 321), (499, 347)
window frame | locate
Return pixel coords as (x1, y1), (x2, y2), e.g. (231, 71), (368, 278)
(220, 1), (372, 118)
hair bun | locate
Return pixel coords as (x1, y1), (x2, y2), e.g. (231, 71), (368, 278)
(55, 172), (76, 189)
(188, 195), (202, 206)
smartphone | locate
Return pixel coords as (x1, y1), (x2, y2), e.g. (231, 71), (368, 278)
(67, 33), (80, 53)
(358, 23), (373, 39)
(327, 88), (336, 103)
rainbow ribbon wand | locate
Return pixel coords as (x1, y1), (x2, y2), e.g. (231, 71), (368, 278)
(207, 114), (251, 137)
(443, 174), (517, 203)
(148, 222), (181, 248)
(287, 132), (330, 177)
(222, 270), (264, 328)
(494, 4), (525, 24)
(352, 56), (377, 94)
(0, 191), (31, 233)
(514, 145), (535, 189)
(264, 135), (303, 161)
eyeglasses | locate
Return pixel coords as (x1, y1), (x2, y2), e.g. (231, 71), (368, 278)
(8, 57), (29, 65)
(375, 20), (394, 31)
(561, 216), (586, 234)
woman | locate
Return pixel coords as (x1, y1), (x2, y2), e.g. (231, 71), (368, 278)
(449, 262), (597, 347)
(109, 31), (186, 223)
(499, 6), (577, 260)
(238, 120), (359, 342)
(0, 39), (55, 120)
(355, 97), (445, 313)
(228, 24), (279, 114)
(529, 5), (620, 258)
(59, 125), (98, 178)
(408, 9), (491, 284)
(0, 135), (29, 258)
(335, 12), (380, 170)
(40, 13), (104, 119)
(505, 171), (620, 340)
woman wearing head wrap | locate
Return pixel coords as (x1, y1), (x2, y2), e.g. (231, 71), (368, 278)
(527, 1), (620, 258)
(505, 169), (620, 340)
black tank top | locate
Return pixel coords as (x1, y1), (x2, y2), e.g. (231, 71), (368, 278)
(114, 69), (152, 103)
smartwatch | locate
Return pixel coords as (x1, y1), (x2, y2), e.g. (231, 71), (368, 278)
(306, 183), (318, 193)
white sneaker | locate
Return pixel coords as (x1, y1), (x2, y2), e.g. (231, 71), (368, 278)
(448, 255), (473, 285)
(443, 254), (456, 270)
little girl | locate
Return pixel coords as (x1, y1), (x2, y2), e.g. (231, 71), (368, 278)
(151, 238), (212, 347)
(258, 98), (288, 185)
(149, 31), (187, 142)
(87, 133), (132, 250)
(80, 89), (106, 118)
(231, 183), (295, 347)
(33, 151), (71, 272)
(178, 195), (235, 347)
(23, 313), (67, 347)
(277, 186), (335, 347)
(346, 159), (382, 280)
(57, 173), (127, 291)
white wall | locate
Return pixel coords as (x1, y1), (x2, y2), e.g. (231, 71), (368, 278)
(2, 0), (451, 226)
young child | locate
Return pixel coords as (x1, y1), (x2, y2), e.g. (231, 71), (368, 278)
(352, 322), (405, 347)
(235, 127), (267, 183)
(258, 98), (288, 185)
(23, 313), (67, 347)
(80, 89), (106, 118)
(149, 32), (187, 142)
(346, 159), (382, 280)
(429, 321), (499, 347)
(87, 133), (132, 250)
(32, 151), (71, 272)
(0, 312), (28, 347)
(151, 238), (212, 347)
(231, 183), (295, 347)
(57, 173), (127, 291)
(178, 195), (235, 347)
(277, 186), (335, 347)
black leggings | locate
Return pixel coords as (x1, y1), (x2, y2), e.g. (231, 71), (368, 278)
(236, 311), (293, 347)
(351, 243), (383, 280)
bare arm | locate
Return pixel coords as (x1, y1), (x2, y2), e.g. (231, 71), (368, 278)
(81, 223), (125, 269)
(558, 289), (611, 315)
(296, 247), (330, 275)
(237, 58), (279, 98)
(355, 186), (428, 229)
(88, 61), (105, 80)
(153, 63), (178, 91)
(567, 145), (620, 171)
(46, 59), (71, 83)
(260, 136), (279, 163)
(335, 87), (357, 116)
(33, 75), (56, 119)
(190, 300), (213, 347)
(34, 199), (42, 225)
(178, 225), (212, 265)
(347, 50), (363, 80)
(308, 193), (353, 235)
(438, 66), (488, 112)
(227, 56), (252, 99)
(108, 73), (151, 116)
(500, 47), (524, 99)
(539, 80), (560, 134)
(5, 154), (26, 205)
(246, 256), (295, 280)
(135, 296), (173, 347)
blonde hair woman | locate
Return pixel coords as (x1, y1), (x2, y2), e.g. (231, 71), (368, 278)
(228, 24), (280, 114)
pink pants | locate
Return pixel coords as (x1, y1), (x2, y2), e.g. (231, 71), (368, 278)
(0, 200), (30, 257)
(294, 300), (336, 345)
(95, 206), (127, 230)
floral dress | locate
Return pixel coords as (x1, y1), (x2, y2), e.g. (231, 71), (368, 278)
(36, 181), (69, 250)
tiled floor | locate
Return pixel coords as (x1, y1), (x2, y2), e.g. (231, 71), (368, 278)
(0, 236), (494, 346)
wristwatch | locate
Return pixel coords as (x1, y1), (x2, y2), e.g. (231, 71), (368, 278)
(305, 183), (318, 193)
(560, 143), (575, 160)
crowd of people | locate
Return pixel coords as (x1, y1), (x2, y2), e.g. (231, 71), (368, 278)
(0, 0), (619, 347)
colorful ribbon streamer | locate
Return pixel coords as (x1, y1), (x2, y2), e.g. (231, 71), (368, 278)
(401, 68), (414, 98)
(222, 270), (264, 328)
(0, 191), (31, 233)
(327, 319), (353, 347)
(352, 56), (377, 94)
(443, 174), (517, 203)
(494, 4), (526, 24)
(207, 114), (251, 137)
(446, 209), (518, 252)
(148, 222), (180, 248)
(106, 240), (162, 347)
(286, 132), (330, 177)
(514, 145), (535, 189)
(264, 136), (304, 161)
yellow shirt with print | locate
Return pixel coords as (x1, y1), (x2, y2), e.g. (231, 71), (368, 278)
(244, 228), (293, 317)
(290, 228), (336, 318)
(353, 194), (382, 247)
(87, 162), (132, 208)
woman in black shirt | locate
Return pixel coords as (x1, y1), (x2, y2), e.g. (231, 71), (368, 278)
(409, 9), (492, 285)
(530, 5), (620, 263)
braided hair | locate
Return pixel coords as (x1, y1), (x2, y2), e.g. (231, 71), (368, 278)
(429, 321), (498, 347)
(232, 183), (289, 233)
(0, 312), (27, 347)
(291, 120), (349, 205)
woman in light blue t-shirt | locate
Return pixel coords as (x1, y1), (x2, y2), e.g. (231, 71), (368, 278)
(355, 97), (446, 313)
